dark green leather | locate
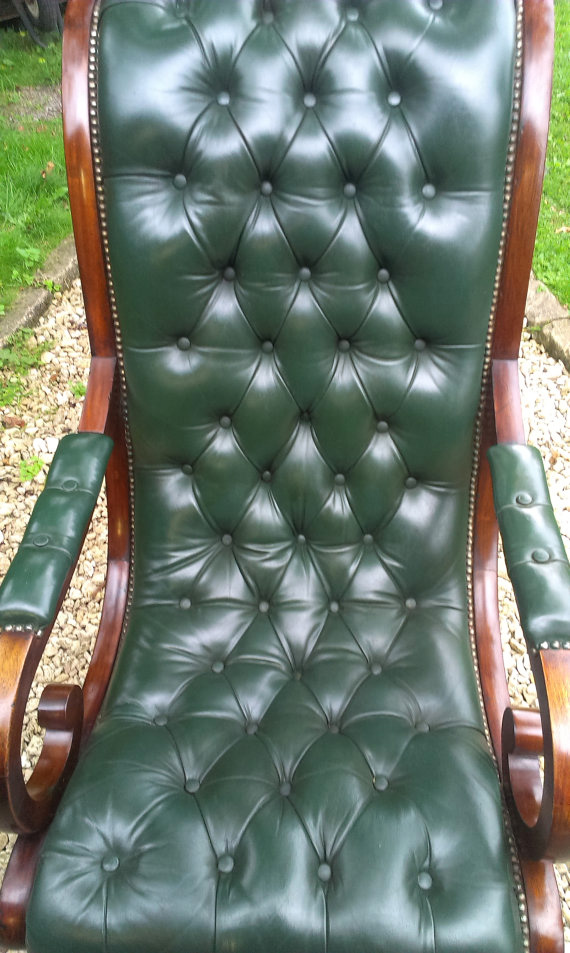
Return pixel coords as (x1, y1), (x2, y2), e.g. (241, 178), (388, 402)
(0, 433), (112, 631)
(27, 2), (525, 951)
(489, 442), (570, 651)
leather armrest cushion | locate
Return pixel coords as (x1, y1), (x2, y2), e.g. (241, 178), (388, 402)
(488, 442), (570, 651)
(0, 432), (113, 631)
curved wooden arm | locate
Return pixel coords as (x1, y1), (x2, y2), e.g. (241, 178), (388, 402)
(502, 650), (570, 862)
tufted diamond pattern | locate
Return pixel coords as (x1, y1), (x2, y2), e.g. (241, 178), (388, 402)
(27, 2), (525, 952)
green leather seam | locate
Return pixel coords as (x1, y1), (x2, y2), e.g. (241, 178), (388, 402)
(488, 442), (570, 653)
(0, 432), (113, 633)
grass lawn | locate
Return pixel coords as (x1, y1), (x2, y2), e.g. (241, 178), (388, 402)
(0, 29), (70, 317)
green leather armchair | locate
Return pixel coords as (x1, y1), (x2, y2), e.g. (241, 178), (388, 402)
(0, 0), (568, 951)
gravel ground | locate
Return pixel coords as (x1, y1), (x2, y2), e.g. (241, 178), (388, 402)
(0, 279), (569, 944)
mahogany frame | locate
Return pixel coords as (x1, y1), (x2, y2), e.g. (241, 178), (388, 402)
(0, 0), (563, 949)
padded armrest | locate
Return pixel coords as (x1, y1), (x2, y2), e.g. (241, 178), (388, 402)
(0, 432), (113, 632)
(488, 442), (570, 652)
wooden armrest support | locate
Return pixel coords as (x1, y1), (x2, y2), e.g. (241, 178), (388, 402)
(502, 650), (570, 862)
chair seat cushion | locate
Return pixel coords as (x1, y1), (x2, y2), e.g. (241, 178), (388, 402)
(27, 600), (523, 953)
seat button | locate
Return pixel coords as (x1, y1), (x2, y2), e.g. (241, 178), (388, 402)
(261, 340), (274, 353)
(343, 182), (356, 198)
(376, 420), (389, 433)
(377, 268), (390, 283)
(217, 91), (230, 106)
(297, 533), (306, 544)
(220, 415), (231, 429)
(212, 660), (224, 674)
(279, 781), (291, 796)
(218, 854), (234, 873)
(101, 855), (120, 873)
(294, 669), (303, 681)
(261, 470), (272, 482)
(222, 534), (232, 546)
(173, 173), (187, 190)
(338, 339), (350, 352)
(261, 180), (273, 195)
(374, 775), (389, 791)
(363, 533), (373, 545)
(303, 92), (316, 108)
(405, 477), (417, 489)
(179, 596), (192, 610)
(62, 478), (78, 491)
(516, 492), (533, 506)
(223, 266), (235, 281)
(318, 862), (332, 882)
(422, 183), (436, 200)
(182, 463), (193, 475)
(370, 662), (382, 676)
(418, 871), (433, 890)
(414, 338), (427, 351)
(416, 721), (430, 733)
(33, 534), (50, 547)
(329, 601), (339, 613)
(262, 10), (274, 23)
(177, 336), (191, 350)
(185, 778), (200, 793)
(532, 549), (550, 563)
(405, 597), (417, 611)
(259, 600), (270, 613)
(246, 721), (259, 735)
(346, 6), (359, 20)
(428, 0), (443, 9)
(154, 714), (168, 727)
(334, 473), (346, 486)
(387, 91), (401, 107)
(329, 723), (340, 734)
(299, 266), (311, 281)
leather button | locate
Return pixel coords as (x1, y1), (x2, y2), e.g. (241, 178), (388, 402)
(422, 183), (436, 199)
(261, 10), (274, 24)
(223, 266), (236, 281)
(405, 477), (417, 489)
(338, 339), (350, 352)
(418, 871), (433, 890)
(329, 601), (340, 613)
(218, 854), (234, 874)
(377, 268), (390, 283)
(346, 6), (359, 20)
(259, 600), (270, 613)
(62, 478), (78, 491)
(279, 781), (291, 796)
(182, 463), (193, 475)
(416, 721), (430, 733)
(173, 173), (187, 190)
(222, 534), (232, 546)
(343, 182), (356, 198)
(261, 470), (272, 482)
(405, 597), (417, 611)
(370, 662), (382, 676)
(220, 415), (232, 429)
(261, 340), (274, 353)
(363, 533), (373, 545)
(33, 534), (50, 547)
(376, 420), (389, 433)
(297, 534), (306, 544)
(374, 775), (389, 791)
(154, 714), (168, 727)
(179, 597), (191, 610)
(516, 492), (533, 506)
(177, 336), (191, 351)
(303, 92), (316, 108)
(318, 863), (332, 882)
(246, 721), (259, 735)
(532, 549), (550, 563)
(185, 778), (200, 794)
(329, 724), (340, 734)
(211, 660), (224, 674)
(101, 855), (120, 873)
(217, 91), (230, 106)
(428, 0), (443, 9)
(294, 670), (303, 681)
(414, 339), (427, 351)
(260, 180), (273, 196)
(387, 91), (402, 107)
(334, 473), (346, 485)
(299, 266), (311, 281)
(300, 411), (310, 422)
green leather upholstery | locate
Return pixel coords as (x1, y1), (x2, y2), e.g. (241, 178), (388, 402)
(489, 443), (570, 651)
(0, 433), (112, 631)
(26, 2), (525, 951)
